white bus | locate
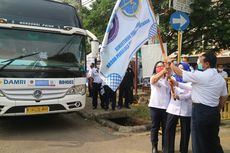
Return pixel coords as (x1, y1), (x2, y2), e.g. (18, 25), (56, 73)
(0, 0), (98, 116)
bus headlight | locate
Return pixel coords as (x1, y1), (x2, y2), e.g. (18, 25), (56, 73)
(66, 85), (86, 95)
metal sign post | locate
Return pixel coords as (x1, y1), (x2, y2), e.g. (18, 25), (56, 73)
(170, 11), (189, 62)
(177, 31), (183, 63)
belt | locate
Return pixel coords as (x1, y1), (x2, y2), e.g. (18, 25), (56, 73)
(192, 103), (218, 109)
(192, 103), (201, 105)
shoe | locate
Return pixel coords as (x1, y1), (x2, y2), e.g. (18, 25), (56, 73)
(92, 107), (97, 110)
(152, 147), (158, 153)
(117, 106), (122, 109)
(125, 106), (131, 109)
(152, 144), (158, 153)
(112, 108), (115, 111)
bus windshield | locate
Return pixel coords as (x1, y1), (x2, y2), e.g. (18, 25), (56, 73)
(0, 28), (86, 78)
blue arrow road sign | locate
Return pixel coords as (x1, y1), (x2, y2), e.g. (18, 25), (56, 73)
(170, 11), (190, 31)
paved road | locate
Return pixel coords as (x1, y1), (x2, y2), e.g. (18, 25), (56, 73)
(0, 113), (229, 153)
(0, 113), (121, 153)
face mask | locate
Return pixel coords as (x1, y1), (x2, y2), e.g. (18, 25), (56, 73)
(156, 67), (164, 74)
(197, 64), (203, 71)
(218, 68), (223, 72)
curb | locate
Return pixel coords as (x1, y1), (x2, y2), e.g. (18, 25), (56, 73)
(96, 118), (151, 133)
(78, 108), (151, 133)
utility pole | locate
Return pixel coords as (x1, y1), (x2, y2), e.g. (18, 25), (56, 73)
(78, 0), (83, 20)
(79, 0), (82, 8)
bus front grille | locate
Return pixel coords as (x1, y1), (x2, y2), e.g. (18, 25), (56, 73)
(1, 88), (69, 100)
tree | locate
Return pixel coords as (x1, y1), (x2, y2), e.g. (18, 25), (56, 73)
(63, 0), (81, 10)
(69, 0), (230, 54)
(81, 0), (116, 42)
(152, 0), (230, 54)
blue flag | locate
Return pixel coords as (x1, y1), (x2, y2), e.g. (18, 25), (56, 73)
(100, 0), (157, 91)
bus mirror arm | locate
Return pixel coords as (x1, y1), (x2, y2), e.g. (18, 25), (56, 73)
(85, 30), (98, 42)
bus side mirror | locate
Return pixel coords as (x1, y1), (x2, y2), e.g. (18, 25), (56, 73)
(86, 30), (99, 58)
(90, 40), (99, 58)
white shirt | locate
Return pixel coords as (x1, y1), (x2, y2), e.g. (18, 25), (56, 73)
(183, 68), (228, 107)
(167, 82), (192, 117)
(87, 68), (92, 78)
(148, 76), (171, 109)
(218, 70), (228, 78)
(88, 68), (102, 84)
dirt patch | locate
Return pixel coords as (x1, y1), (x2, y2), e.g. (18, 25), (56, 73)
(97, 116), (151, 133)
(109, 117), (150, 126)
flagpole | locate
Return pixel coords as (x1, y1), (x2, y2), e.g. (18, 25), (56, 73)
(148, 0), (176, 99)
(135, 52), (138, 97)
(148, 0), (166, 58)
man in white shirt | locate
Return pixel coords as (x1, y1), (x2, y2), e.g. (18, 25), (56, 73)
(217, 64), (228, 78)
(88, 63), (103, 109)
(168, 52), (228, 153)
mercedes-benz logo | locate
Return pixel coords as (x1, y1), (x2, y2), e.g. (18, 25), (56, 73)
(33, 90), (42, 99)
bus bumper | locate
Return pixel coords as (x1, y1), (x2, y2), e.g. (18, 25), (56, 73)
(0, 95), (86, 116)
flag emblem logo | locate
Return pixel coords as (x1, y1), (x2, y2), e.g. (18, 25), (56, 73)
(108, 15), (119, 44)
(119, 0), (139, 16)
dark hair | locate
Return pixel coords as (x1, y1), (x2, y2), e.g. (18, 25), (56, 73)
(217, 64), (223, 67)
(202, 52), (217, 68)
(153, 61), (164, 74)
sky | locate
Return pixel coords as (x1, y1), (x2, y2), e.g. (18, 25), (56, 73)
(82, 0), (95, 7)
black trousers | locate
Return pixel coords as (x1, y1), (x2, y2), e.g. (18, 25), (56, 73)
(103, 85), (116, 110)
(92, 82), (103, 108)
(150, 107), (167, 150)
(192, 103), (223, 153)
(87, 79), (93, 97)
(88, 85), (93, 97)
(118, 85), (132, 107)
(163, 113), (191, 153)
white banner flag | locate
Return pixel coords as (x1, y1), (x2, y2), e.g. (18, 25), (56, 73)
(100, 0), (157, 91)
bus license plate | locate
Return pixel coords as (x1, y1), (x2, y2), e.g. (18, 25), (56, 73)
(25, 106), (49, 114)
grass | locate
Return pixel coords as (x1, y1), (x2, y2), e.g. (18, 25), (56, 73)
(132, 104), (151, 121)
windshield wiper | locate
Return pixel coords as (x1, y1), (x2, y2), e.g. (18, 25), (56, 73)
(0, 52), (39, 71)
